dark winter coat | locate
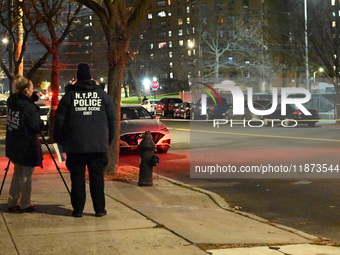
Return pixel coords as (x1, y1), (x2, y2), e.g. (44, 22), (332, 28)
(54, 80), (114, 153)
(6, 93), (43, 167)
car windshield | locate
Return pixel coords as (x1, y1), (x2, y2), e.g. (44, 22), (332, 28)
(169, 99), (182, 103)
(121, 107), (153, 120)
(196, 97), (227, 105)
(181, 103), (190, 108)
(39, 107), (50, 115)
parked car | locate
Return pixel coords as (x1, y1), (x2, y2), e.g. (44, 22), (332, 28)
(191, 96), (230, 120)
(140, 99), (159, 114)
(38, 105), (51, 133)
(174, 102), (191, 119)
(120, 105), (171, 153)
(0, 100), (7, 116)
(155, 97), (183, 117)
(226, 99), (272, 121)
(263, 103), (319, 127)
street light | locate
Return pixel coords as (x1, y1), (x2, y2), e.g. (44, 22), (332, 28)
(2, 37), (8, 45)
(313, 67), (324, 82)
(143, 78), (151, 96)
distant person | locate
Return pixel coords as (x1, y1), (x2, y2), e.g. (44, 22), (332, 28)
(54, 63), (114, 217)
(142, 96), (148, 102)
(6, 75), (44, 213)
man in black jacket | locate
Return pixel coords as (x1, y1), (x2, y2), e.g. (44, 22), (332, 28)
(54, 63), (114, 217)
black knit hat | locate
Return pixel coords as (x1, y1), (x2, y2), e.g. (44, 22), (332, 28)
(76, 63), (92, 81)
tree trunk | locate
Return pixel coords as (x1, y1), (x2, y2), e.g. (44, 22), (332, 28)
(106, 63), (124, 174)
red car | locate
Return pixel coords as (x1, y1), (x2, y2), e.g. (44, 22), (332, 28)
(155, 98), (183, 117)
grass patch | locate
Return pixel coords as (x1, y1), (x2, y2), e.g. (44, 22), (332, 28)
(121, 92), (180, 105)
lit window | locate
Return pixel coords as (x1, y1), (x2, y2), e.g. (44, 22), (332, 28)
(179, 40), (184, 46)
(150, 54), (154, 59)
(84, 36), (90, 40)
(168, 12), (171, 16)
(169, 52), (173, 58)
(158, 42), (167, 48)
(332, 0), (335, 5)
(158, 11), (166, 17)
(148, 13), (153, 19)
(170, 62), (173, 68)
(168, 0), (171, 5)
(168, 31), (172, 37)
(150, 43), (154, 49)
(333, 21), (336, 27)
(157, 0), (166, 7)
(159, 31), (167, 37)
(178, 19), (183, 25)
(178, 29), (183, 36)
(186, 6), (190, 14)
(140, 34), (144, 39)
(188, 49), (192, 56)
(169, 41), (172, 48)
(89, 16), (92, 20)
(187, 17), (190, 24)
(170, 72), (174, 79)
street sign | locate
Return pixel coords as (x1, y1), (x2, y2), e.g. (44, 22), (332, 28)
(151, 81), (159, 90)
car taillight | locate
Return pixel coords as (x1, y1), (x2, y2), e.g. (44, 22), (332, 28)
(292, 110), (302, 115)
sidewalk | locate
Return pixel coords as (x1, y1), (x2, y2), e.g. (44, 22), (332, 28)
(0, 156), (339, 255)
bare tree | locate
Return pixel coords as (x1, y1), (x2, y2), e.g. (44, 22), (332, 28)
(75, 0), (152, 174)
(191, 1), (276, 92)
(307, 1), (340, 120)
(0, 0), (36, 87)
(20, 0), (82, 136)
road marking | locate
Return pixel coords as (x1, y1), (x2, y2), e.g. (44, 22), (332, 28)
(173, 128), (340, 143)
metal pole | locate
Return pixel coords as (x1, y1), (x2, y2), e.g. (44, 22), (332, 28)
(304, 0), (309, 90)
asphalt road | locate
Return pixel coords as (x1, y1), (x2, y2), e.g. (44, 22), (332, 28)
(159, 118), (340, 243)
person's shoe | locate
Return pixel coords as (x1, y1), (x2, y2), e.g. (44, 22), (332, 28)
(95, 209), (107, 217)
(72, 211), (83, 217)
(8, 205), (20, 213)
(19, 205), (35, 213)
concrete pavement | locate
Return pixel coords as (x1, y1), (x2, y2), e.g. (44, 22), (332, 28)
(0, 155), (339, 255)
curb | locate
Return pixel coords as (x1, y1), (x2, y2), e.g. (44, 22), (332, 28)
(159, 175), (320, 242)
(159, 175), (231, 210)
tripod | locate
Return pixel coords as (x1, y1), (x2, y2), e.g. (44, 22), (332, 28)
(0, 159), (11, 195)
(0, 134), (71, 196)
(40, 133), (71, 195)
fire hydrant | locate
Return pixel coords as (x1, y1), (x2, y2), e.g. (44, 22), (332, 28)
(138, 131), (159, 186)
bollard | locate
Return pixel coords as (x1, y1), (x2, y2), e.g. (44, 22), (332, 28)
(138, 131), (159, 186)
